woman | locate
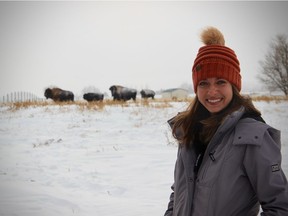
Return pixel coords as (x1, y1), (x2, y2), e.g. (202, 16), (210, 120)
(164, 27), (288, 216)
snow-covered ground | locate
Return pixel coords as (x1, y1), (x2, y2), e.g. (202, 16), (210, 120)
(0, 100), (287, 216)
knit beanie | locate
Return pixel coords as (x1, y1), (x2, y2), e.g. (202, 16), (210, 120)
(192, 27), (241, 92)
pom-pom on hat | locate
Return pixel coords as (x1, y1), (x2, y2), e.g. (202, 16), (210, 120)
(192, 27), (241, 92)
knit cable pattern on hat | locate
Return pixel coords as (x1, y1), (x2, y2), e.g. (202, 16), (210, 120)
(192, 27), (241, 92)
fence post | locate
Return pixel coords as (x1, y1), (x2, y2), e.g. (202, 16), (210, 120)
(1, 91), (44, 103)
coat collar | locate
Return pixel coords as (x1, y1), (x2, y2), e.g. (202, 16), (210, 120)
(176, 107), (246, 178)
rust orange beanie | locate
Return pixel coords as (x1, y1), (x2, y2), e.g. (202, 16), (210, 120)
(192, 27), (241, 92)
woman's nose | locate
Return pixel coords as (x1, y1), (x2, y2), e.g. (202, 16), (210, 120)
(207, 85), (218, 95)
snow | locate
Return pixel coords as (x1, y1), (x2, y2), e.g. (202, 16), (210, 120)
(0, 100), (287, 216)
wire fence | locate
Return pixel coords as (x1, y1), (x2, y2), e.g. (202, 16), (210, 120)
(1, 92), (44, 103)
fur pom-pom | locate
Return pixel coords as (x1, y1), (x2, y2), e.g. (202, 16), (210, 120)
(201, 27), (225, 46)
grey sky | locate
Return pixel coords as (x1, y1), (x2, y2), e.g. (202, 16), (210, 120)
(1, 1), (288, 98)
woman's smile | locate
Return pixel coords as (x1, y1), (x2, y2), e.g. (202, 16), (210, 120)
(197, 78), (233, 113)
(207, 98), (222, 104)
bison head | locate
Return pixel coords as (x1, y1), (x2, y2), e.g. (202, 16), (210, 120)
(44, 88), (53, 99)
(109, 85), (123, 99)
(109, 86), (117, 97)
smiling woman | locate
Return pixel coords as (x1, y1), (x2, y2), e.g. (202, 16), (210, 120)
(164, 26), (288, 216)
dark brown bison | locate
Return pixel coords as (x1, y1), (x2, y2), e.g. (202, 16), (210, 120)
(109, 85), (137, 101)
(140, 89), (155, 99)
(83, 93), (104, 102)
(44, 88), (74, 102)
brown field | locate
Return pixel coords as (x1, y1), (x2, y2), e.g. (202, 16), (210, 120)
(1, 95), (287, 111)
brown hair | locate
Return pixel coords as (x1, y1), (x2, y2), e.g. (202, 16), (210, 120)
(171, 85), (261, 147)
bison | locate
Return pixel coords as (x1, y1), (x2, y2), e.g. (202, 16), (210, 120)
(44, 87), (74, 102)
(109, 85), (137, 101)
(83, 93), (104, 102)
(140, 89), (155, 99)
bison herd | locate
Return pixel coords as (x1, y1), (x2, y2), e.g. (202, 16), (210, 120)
(44, 85), (155, 102)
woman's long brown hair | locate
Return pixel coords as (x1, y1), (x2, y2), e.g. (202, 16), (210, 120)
(171, 85), (261, 148)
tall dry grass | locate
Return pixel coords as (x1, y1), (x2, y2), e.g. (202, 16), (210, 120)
(1, 95), (287, 111)
(250, 95), (288, 103)
(1, 99), (173, 111)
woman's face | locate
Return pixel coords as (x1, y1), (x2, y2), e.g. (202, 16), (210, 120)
(197, 77), (233, 113)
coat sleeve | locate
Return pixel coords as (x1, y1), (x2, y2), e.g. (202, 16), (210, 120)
(164, 146), (182, 216)
(164, 184), (174, 216)
(243, 127), (288, 215)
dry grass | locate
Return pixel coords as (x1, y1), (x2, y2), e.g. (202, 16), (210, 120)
(250, 95), (288, 103)
(1, 95), (287, 111)
(4, 101), (52, 110)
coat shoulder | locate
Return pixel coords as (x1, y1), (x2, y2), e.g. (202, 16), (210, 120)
(233, 118), (280, 146)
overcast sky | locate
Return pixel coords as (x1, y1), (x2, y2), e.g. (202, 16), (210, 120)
(1, 1), (288, 98)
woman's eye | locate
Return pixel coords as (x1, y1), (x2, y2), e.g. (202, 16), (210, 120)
(216, 79), (227, 85)
(198, 81), (208, 87)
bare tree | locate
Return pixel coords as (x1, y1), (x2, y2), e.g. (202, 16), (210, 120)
(258, 34), (288, 95)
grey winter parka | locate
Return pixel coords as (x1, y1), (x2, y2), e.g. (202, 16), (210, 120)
(164, 107), (288, 216)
